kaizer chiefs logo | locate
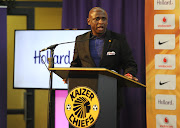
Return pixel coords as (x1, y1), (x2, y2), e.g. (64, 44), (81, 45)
(74, 97), (91, 118)
(65, 86), (100, 128)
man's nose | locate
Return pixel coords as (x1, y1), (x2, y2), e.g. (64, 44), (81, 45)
(98, 19), (104, 23)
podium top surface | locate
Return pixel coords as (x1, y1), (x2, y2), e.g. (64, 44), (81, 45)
(49, 67), (146, 88)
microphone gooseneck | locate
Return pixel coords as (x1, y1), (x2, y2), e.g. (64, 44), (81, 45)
(40, 35), (96, 52)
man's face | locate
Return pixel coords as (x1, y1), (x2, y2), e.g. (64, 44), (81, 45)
(87, 9), (108, 37)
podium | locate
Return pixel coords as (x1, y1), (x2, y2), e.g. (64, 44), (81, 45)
(49, 67), (146, 128)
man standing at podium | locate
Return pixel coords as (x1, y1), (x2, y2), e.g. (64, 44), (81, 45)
(69, 7), (138, 128)
(71, 7), (137, 80)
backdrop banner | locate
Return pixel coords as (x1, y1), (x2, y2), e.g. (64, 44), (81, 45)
(145, 0), (179, 128)
(0, 6), (7, 128)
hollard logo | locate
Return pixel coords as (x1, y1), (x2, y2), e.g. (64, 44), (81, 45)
(156, 0), (174, 5)
(65, 86), (100, 128)
(154, 0), (175, 10)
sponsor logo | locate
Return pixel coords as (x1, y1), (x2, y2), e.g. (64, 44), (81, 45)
(155, 75), (176, 90)
(164, 117), (169, 124)
(159, 40), (169, 45)
(162, 17), (167, 23)
(163, 57), (168, 63)
(65, 86), (100, 128)
(155, 54), (175, 70)
(154, 34), (175, 49)
(154, 14), (175, 29)
(155, 94), (176, 110)
(159, 81), (170, 85)
(156, 114), (177, 128)
(154, 0), (175, 10)
(34, 50), (71, 64)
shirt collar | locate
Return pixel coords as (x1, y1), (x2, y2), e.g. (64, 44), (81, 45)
(90, 31), (106, 39)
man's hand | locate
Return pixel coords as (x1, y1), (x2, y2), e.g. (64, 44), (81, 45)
(124, 73), (138, 81)
(132, 77), (138, 81)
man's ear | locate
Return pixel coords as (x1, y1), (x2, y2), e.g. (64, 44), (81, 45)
(87, 18), (90, 25)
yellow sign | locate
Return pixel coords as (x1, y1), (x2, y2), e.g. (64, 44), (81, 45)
(65, 86), (100, 128)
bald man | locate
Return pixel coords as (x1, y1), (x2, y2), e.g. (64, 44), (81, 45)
(87, 7), (108, 38)
(71, 7), (137, 77)
(70, 7), (138, 128)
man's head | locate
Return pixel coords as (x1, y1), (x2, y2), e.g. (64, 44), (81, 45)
(87, 7), (108, 37)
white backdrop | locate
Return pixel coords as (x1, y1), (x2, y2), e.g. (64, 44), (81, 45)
(14, 30), (90, 89)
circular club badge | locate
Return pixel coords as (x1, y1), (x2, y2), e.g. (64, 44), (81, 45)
(65, 86), (100, 128)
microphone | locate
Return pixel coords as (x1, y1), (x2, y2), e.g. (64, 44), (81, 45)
(40, 44), (59, 52)
(40, 35), (96, 52)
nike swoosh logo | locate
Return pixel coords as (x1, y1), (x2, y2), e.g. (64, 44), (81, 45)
(159, 40), (169, 45)
(159, 81), (170, 85)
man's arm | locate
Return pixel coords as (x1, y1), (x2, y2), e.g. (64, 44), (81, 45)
(63, 37), (82, 84)
(70, 37), (82, 67)
(120, 36), (137, 77)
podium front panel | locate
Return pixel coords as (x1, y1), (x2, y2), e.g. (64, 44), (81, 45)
(68, 74), (117, 128)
